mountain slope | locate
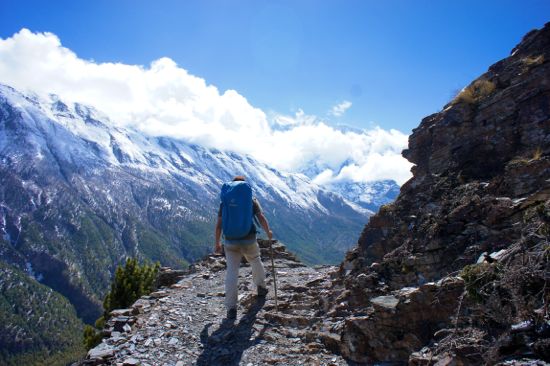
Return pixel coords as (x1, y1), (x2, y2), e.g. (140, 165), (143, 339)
(0, 84), (371, 323)
(0, 258), (85, 366)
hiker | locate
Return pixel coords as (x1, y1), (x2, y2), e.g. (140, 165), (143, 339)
(214, 176), (273, 320)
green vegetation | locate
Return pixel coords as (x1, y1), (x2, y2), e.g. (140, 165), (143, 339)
(84, 258), (159, 350)
(135, 224), (187, 268)
(103, 257), (159, 315)
(0, 260), (85, 366)
(460, 262), (501, 302)
(83, 323), (103, 350)
(454, 79), (496, 105)
(73, 213), (123, 296)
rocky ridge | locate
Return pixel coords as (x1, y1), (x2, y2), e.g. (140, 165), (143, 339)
(81, 240), (350, 366)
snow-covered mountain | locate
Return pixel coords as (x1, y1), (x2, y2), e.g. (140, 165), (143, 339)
(326, 180), (400, 212)
(296, 159), (401, 212)
(0, 83), (376, 322)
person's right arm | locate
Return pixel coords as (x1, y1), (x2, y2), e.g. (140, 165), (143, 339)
(214, 215), (222, 254)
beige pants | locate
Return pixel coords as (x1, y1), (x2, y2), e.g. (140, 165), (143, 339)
(224, 241), (266, 309)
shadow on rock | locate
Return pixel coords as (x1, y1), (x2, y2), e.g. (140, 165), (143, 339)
(196, 297), (267, 366)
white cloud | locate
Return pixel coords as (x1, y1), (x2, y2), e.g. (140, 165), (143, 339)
(0, 29), (413, 185)
(271, 109), (315, 127)
(330, 100), (352, 117)
(312, 169), (334, 185)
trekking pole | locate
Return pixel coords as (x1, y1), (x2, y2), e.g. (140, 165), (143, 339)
(268, 239), (278, 312)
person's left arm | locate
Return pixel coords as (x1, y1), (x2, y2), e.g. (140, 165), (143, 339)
(256, 211), (273, 240)
(253, 199), (272, 240)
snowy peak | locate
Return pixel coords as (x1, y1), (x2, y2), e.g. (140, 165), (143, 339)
(0, 83), (370, 266)
(2, 83), (366, 214)
(1, 83), (393, 216)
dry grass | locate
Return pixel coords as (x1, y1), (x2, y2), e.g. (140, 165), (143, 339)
(508, 146), (544, 165)
(454, 80), (496, 105)
(523, 54), (545, 66)
(378, 203), (394, 215)
(451, 238), (549, 363)
(532, 146), (543, 160)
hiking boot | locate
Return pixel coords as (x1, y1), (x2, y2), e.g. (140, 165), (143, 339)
(227, 307), (237, 320)
(257, 286), (268, 297)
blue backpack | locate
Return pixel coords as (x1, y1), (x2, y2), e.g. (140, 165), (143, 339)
(220, 181), (254, 240)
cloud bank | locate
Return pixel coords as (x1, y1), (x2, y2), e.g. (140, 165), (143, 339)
(0, 29), (413, 185)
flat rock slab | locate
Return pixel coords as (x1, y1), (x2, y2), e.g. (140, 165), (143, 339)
(371, 295), (399, 310)
(88, 344), (115, 359)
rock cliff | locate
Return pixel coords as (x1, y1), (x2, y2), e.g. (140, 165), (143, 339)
(330, 22), (550, 364)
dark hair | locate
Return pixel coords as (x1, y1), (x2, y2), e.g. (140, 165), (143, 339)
(233, 175), (246, 181)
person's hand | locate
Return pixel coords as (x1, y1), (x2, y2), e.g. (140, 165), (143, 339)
(214, 242), (223, 255)
(267, 230), (273, 241)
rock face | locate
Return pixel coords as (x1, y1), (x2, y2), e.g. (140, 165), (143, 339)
(341, 277), (465, 363)
(329, 22), (550, 364)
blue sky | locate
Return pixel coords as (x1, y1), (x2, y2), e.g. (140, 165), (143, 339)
(0, 1), (548, 186)
(1, 0), (548, 134)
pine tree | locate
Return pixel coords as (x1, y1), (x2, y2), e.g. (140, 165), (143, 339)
(83, 257), (159, 350)
(102, 258), (159, 318)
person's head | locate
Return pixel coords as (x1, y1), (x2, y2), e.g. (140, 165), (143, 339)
(232, 175), (246, 182)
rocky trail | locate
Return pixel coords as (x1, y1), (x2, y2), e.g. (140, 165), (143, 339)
(83, 240), (352, 366)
